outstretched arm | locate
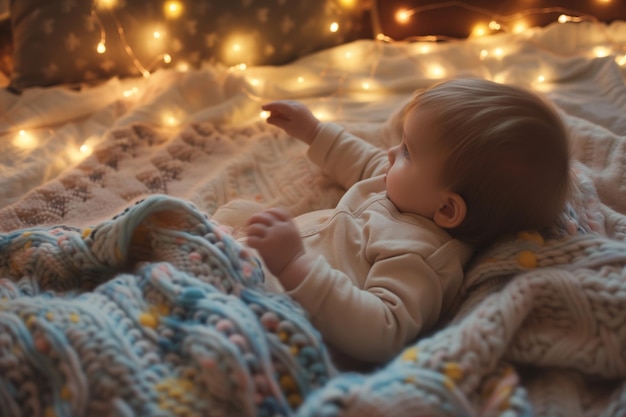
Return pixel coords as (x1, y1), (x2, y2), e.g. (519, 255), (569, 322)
(246, 208), (317, 290)
(262, 101), (320, 144)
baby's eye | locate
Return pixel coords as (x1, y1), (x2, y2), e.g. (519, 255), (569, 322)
(402, 143), (410, 158)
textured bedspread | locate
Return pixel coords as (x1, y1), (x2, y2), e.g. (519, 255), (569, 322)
(0, 195), (335, 417)
(0, 20), (626, 417)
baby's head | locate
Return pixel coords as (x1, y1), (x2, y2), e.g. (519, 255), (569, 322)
(387, 78), (570, 247)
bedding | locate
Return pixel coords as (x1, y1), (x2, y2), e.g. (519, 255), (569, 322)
(1, 16), (626, 417)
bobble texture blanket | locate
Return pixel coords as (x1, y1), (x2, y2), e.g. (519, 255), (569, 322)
(0, 195), (336, 417)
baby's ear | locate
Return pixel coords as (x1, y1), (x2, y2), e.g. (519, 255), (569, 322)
(433, 192), (466, 229)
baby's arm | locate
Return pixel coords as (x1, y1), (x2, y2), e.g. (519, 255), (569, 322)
(262, 101), (320, 145)
(245, 208), (317, 290)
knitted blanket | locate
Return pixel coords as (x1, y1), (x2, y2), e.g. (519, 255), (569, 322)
(0, 195), (337, 417)
(294, 162), (626, 417)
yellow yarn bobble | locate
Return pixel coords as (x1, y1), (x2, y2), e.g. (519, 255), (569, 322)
(82, 228), (92, 239)
(279, 374), (297, 392)
(443, 362), (463, 381)
(517, 231), (544, 246)
(517, 251), (537, 268)
(138, 312), (158, 328)
(401, 346), (418, 362)
(287, 393), (303, 407)
(60, 386), (72, 400)
(69, 313), (80, 323)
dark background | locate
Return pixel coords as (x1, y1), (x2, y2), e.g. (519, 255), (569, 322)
(370, 0), (626, 40)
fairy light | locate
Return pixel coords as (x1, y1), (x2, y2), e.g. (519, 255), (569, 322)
(123, 87), (138, 97)
(163, 54), (172, 64)
(153, 31), (162, 39)
(260, 110), (270, 119)
(297, 76), (304, 84)
(513, 21), (528, 34)
(537, 74), (546, 83)
(361, 81), (371, 90)
(395, 9), (412, 24)
(164, 1), (183, 19)
(96, 41), (106, 54)
(472, 24), (488, 37)
(176, 62), (190, 72)
(428, 64), (446, 78)
(96, 0), (118, 9)
(488, 21), (501, 31)
(13, 130), (38, 150)
(330, 22), (339, 33)
(338, 0), (357, 8)
(593, 46), (612, 58)
(162, 113), (180, 127)
(558, 14), (571, 23)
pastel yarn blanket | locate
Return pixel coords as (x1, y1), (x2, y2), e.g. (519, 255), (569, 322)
(0, 195), (336, 417)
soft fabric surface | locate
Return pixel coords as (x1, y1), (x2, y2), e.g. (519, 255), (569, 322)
(0, 194), (336, 417)
(0, 21), (626, 416)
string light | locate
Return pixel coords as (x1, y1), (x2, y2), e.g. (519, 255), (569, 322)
(13, 130), (37, 150)
(96, 0), (118, 9)
(96, 42), (106, 54)
(164, 1), (184, 19)
(330, 22), (340, 33)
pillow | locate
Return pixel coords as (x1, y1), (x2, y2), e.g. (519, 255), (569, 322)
(8, 0), (369, 92)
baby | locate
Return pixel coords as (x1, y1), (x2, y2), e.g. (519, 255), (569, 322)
(234, 78), (570, 366)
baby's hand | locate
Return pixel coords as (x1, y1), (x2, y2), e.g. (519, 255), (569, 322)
(262, 101), (320, 145)
(246, 208), (306, 281)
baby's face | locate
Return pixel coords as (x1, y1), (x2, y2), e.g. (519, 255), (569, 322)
(385, 106), (447, 219)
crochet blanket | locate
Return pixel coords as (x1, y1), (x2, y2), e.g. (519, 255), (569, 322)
(0, 195), (337, 417)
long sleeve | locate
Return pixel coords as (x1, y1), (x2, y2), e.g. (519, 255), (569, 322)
(307, 123), (388, 190)
(287, 250), (444, 363)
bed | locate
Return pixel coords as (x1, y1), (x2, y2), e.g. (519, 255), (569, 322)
(0, 1), (625, 416)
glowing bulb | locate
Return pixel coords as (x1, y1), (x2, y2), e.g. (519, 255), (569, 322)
(480, 49), (489, 60)
(297, 76), (304, 83)
(162, 113), (179, 127)
(419, 45), (430, 54)
(472, 24), (488, 37)
(153, 31), (162, 39)
(429, 65), (445, 78)
(596, 0), (611, 3)
(13, 130), (38, 149)
(488, 21), (501, 30)
(260, 110), (270, 119)
(558, 14), (570, 23)
(123, 87), (138, 97)
(163, 54), (172, 63)
(617, 55), (626, 66)
(593, 46), (611, 58)
(395, 9), (411, 24)
(344, 51), (353, 59)
(537, 75), (545, 83)
(79, 144), (91, 153)
(494, 48), (503, 57)
(96, 42), (106, 54)
(313, 110), (330, 121)
(330, 22), (339, 33)
(164, 1), (183, 19)
(513, 22), (528, 34)
(232, 43), (242, 52)
(339, 0), (356, 8)
(362, 82), (370, 90)
(176, 62), (190, 72)
(96, 0), (118, 9)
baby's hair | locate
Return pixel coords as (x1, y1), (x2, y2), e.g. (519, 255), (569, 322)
(406, 78), (570, 247)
